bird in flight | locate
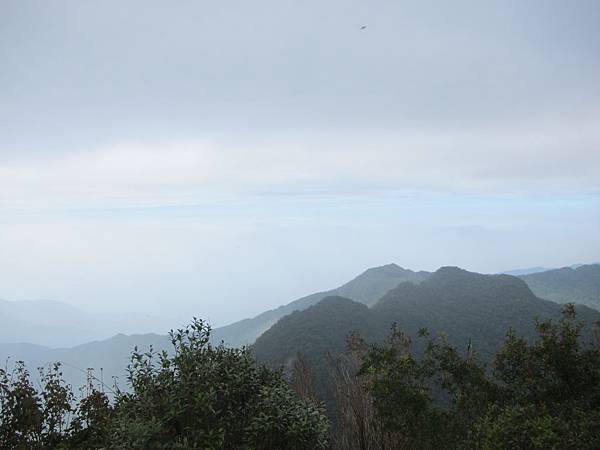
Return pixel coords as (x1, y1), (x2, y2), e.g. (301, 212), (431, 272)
(360, 25), (367, 30)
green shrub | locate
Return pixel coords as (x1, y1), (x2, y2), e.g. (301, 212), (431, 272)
(360, 305), (600, 450)
(0, 318), (329, 450)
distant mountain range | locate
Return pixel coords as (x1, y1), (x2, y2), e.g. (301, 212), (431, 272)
(1, 262), (598, 393)
(214, 262), (600, 347)
(519, 264), (600, 310)
(502, 266), (554, 276)
(0, 333), (170, 395)
(502, 262), (599, 276)
(0, 264), (428, 390)
(252, 267), (600, 405)
(0, 298), (172, 347)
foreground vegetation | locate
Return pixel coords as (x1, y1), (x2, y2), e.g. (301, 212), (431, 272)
(0, 320), (329, 450)
(1, 305), (599, 449)
(331, 304), (600, 449)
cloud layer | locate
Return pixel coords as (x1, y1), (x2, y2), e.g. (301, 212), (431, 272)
(1, 0), (599, 324)
(2, 113), (599, 211)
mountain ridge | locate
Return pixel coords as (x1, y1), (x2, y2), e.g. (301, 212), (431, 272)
(252, 267), (600, 406)
(210, 263), (429, 347)
(519, 264), (600, 310)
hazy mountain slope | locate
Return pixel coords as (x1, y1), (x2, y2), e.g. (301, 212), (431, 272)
(502, 266), (553, 276)
(0, 342), (53, 363)
(0, 333), (170, 394)
(253, 267), (600, 405)
(211, 264), (429, 347)
(370, 267), (596, 356)
(519, 264), (600, 310)
(0, 298), (171, 347)
(252, 296), (376, 402)
(332, 264), (429, 306)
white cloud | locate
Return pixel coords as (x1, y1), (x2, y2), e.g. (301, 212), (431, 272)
(1, 115), (599, 211)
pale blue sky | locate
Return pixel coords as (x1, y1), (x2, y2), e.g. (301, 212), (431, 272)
(1, 0), (599, 325)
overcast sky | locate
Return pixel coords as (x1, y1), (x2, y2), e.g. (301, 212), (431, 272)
(1, 0), (599, 326)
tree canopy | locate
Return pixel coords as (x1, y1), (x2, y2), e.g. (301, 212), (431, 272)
(358, 304), (600, 449)
(0, 319), (329, 450)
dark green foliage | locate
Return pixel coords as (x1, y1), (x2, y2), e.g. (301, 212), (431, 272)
(0, 362), (43, 449)
(112, 318), (329, 449)
(0, 362), (74, 449)
(359, 326), (496, 449)
(360, 305), (600, 449)
(253, 296), (376, 412)
(0, 319), (329, 449)
(68, 389), (113, 449)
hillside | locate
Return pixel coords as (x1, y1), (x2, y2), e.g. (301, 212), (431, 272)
(253, 267), (600, 405)
(211, 264), (428, 347)
(502, 266), (553, 276)
(520, 264), (600, 310)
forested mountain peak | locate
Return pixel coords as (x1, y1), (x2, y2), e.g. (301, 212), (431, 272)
(253, 267), (600, 411)
(362, 263), (414, 276)
(374, 266), (536, 311)
(211, 263), (427, 346)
